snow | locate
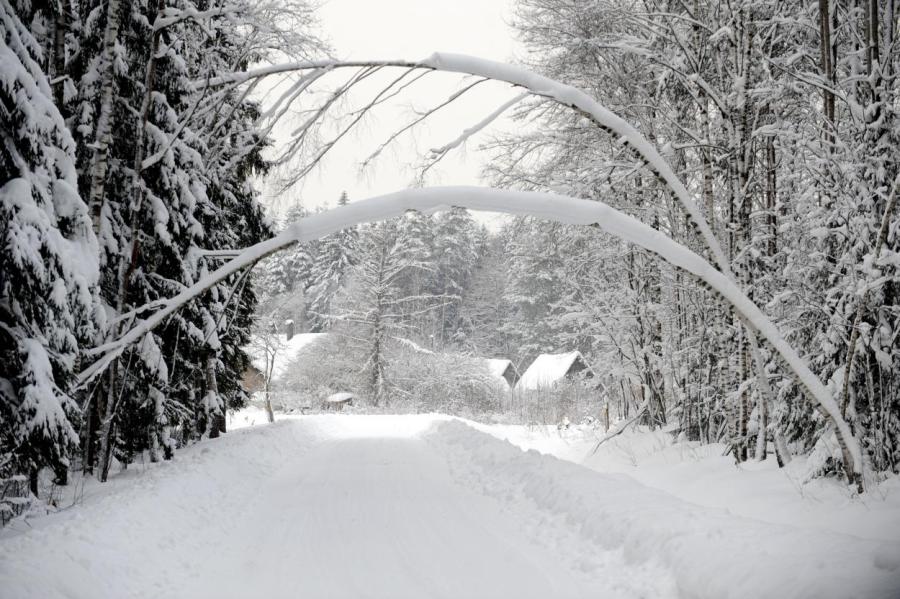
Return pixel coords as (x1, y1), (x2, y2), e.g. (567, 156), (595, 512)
(518, 350), (588, 390)
(475, 423), (900, 542)
(2, 414), (897, 599)
(325, 392), (354, 403)
(18, 338), (78, 444)
(485, 358), (514, 387)
(226, 405), (270, 429)
(199, 52), (725, 270)
(186, 52), (865, 476)
(79, 184), (863, 478)
(433, 420), (900, 599)
(394, 336), (434, 354)
(245, 332), (326, 382)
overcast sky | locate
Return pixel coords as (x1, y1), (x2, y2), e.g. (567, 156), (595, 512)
(263, 0), (521, 226)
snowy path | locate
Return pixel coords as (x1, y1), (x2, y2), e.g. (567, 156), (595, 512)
(192, 436), (670, 599)
(0, 416), (672, 599)
(2, 415), (898, 599)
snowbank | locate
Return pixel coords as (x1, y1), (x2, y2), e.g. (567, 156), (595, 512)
(477, 423), (900, 543)
(226, 405), (271, 429)
(0, 420), (319, 598)
(426, 420), (900, 599)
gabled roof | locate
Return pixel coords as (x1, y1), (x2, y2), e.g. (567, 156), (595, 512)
(518, 351), (591, 390)
(484, 358), (519, 388)
(326, 392), (355, 403)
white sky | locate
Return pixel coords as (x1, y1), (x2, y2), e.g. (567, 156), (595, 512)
(261, 0), (521, 227)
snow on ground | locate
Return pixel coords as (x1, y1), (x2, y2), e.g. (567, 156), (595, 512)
(475, 422), (900, 543)
(226, 404), (271, 429)
(442, 420), (900, 598)
(2, 413), (899, 599)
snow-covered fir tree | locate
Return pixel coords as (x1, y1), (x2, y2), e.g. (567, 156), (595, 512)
(0, 0), (101, 490)
(332, 218), (434, 405)
(427, 207), (479, 348)
(306, 191), (358, 331)
(1, 0), (323, 487)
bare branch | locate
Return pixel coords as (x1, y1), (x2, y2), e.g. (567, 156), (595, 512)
(419, 91), (530, 177)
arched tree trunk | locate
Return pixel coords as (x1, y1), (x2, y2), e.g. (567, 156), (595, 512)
(76, 186), (865, 487)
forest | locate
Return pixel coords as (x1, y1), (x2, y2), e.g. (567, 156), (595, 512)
(1, 0), (898, 552)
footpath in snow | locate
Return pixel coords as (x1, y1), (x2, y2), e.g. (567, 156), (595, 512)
(1, 414), (899, 599)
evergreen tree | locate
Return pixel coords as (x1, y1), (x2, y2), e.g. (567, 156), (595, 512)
(63, 0), (290, 478)
(458, 231), (513, 357)
(333, 218), (432, 405)
(306, 191), (358, 331)
(0, 0), (101, 490)
(391, 209), (434, 339)
(263, 204), (319, 296)
(428, 208), (478, 348)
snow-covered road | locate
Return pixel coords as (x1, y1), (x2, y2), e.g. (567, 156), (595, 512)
(195, 435), (672, 599)
(2, 415), (898, 599)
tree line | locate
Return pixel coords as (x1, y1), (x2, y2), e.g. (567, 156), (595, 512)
(1, 0), (897, 520)
(487, 0), (899, 478)
(255, 0), (899, 484)
(1, 0), (323, 519)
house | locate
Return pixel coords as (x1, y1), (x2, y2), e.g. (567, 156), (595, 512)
(323, 392), (355, 411)
(484, 358), (520, 389)
(518, 351), (594, 390)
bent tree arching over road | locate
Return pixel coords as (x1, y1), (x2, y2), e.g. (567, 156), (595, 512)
(79, 53), (864, 487)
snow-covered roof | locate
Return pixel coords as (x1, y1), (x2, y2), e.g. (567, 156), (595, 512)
(245, 333), (327, 382)
(484, 358), (518, 388)
(326, 392), (355, 403)
(518, 351), (591, 390)
(485, 358), (512, 379)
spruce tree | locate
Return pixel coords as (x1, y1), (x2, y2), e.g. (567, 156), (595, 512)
(307, 191), (358, 331)
(0, 0), (101, 490)
(428, 208), (478, 348)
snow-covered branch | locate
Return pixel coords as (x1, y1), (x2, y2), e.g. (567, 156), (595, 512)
(422, 92), (530, 173)
(77, 186), (862, 478)
(192, 52), (729, 272)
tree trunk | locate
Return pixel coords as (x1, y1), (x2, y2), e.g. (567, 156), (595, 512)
(754, 383), (768, 461)
(51, 5), (67, 109)
(818, 0), (837, 142)
(746, 328), (775, 463)
(765, 138), (777, 259)
(205, 354), (222, 439)
(699, 97), (717, 236)
(264, 355), (275, 423)
(29, 467), (39, 497)
(113, 0), (166, 325)
(81, 391), (99, 474)
(94, 1), (168, 477)
(97, 366), (119, 482)
(87, 0), (126, 234)
(263, 388), (275, 423)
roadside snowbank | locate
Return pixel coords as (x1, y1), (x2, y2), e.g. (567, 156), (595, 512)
(3, 413), (898, 599)
(0, 420), (316, 598)
(428, 419), (900, 599)
(474, 422), (900, 543)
